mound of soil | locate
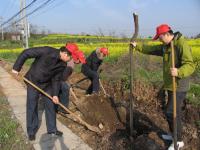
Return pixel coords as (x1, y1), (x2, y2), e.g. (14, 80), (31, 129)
(68, 71), (199, 150)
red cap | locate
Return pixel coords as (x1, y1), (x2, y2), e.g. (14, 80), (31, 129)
(72, 51), (86, 64)
(65, 43), (79, 53)
(153, 24), (171, 40)
(99, 47), (109, 56)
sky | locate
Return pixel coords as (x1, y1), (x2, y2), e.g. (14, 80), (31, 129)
(0, 0), (200, 37)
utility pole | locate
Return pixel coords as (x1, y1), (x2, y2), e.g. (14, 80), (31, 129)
(20, 0), (29, 48)
(0, 16), (4, 40)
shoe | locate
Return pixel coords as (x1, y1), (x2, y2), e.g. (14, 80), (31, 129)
(28, 134), (35, 141)
(161, 134), (173, 141)
(85, 92), (99, 97)
(168, 141), (184, 150)
(48, 130), (63, 137)
(85, 94), (92, 96)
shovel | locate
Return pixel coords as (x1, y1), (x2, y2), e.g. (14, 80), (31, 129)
(170, 41), (178, 150)
(23, 77), (101, 134)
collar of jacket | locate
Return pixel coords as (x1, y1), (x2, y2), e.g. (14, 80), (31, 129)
(173, 32), (182, 41)
(165, 32), (182, 49)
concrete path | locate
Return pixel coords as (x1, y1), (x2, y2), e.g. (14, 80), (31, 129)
(0, 66), (92, 150)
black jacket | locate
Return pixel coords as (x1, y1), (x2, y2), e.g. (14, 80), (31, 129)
(62, 67), (73, 81)
(13, 46), (67, 96)
(81, 51), (102, 73)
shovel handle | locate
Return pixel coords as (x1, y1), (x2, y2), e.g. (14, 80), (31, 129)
(171, 41), (178, 150)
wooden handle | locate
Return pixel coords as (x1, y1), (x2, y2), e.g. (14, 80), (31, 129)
(170, 41), (178, 150)
(129, 12), (139, 139)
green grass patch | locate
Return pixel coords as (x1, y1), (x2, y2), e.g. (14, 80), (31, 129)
(187, 83), (200, 106)
(0, 92), (33, 150)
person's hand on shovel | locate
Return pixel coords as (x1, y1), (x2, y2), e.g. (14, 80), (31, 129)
(12, 69), (19, 76)
(11, 69), (21, 80)
(52, 96), (59, 104)
(170, 67), (178, 77)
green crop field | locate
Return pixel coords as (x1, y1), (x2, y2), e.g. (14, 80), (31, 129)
(0, 37), (200, 64)
(0, 34), (199, 106)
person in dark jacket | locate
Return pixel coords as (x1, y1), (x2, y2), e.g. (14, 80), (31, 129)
(81, 47), (108, 95)
(57, 49), (86, 114)
(12, 46), (73, 141)
(132, 24), (195, 150)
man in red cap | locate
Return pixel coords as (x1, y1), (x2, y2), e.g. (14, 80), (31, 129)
(132, 24), (195, 150)
(81, 47), (109, 96)
(56, 49), (86, 114)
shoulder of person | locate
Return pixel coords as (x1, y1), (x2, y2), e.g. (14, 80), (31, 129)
(174, 32), (186, 46)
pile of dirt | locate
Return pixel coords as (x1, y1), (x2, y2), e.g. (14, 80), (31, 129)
(68, 71), (199, 150)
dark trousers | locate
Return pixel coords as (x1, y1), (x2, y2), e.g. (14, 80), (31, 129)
(58, 82), (70, 108)
(26, 84), (57, 136)
(82, 68), (99, 94)
(165, 90), (186, 141)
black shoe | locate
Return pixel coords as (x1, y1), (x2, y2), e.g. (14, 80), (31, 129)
(48, 130), (63, 137)
(28, 135), (35, 141)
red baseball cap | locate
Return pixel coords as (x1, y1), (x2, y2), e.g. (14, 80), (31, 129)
(72, 51), (86, 64)
(65, 43), (79, 53)
(153, 24), (171, 40)
(99, 47), (109, 56)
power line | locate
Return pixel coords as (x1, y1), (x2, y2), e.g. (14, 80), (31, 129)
(3, 0), (55, 30)
(30, 0), (65, 18)
(1, 0), (37, 27)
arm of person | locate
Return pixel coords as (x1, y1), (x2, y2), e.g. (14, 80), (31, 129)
(133, 41), (163, 56)
(177, 42), (195, 78)
(92, 60), (102, 72)
(52, 72), (62, 98)
(12, 47), (49, 72)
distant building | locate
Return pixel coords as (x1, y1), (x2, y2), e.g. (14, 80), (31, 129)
(3, 32), (21, 41)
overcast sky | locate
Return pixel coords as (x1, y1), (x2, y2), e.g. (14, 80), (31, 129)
(0, 0), (200, 37)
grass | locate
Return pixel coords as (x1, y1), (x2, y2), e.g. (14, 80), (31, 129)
(0, 92), (33, 150)
(187, 83), (200, 106)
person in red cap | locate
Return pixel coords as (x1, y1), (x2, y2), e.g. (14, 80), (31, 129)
(81, 47), (109, 96)
(66, 43), (79, 54)
(56, 49), (86, 114)
(132, 24), (195, 150)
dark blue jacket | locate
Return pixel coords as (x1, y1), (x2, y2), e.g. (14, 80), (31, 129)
(13, 46), (67, 96)
(81, 51), (102, 73)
